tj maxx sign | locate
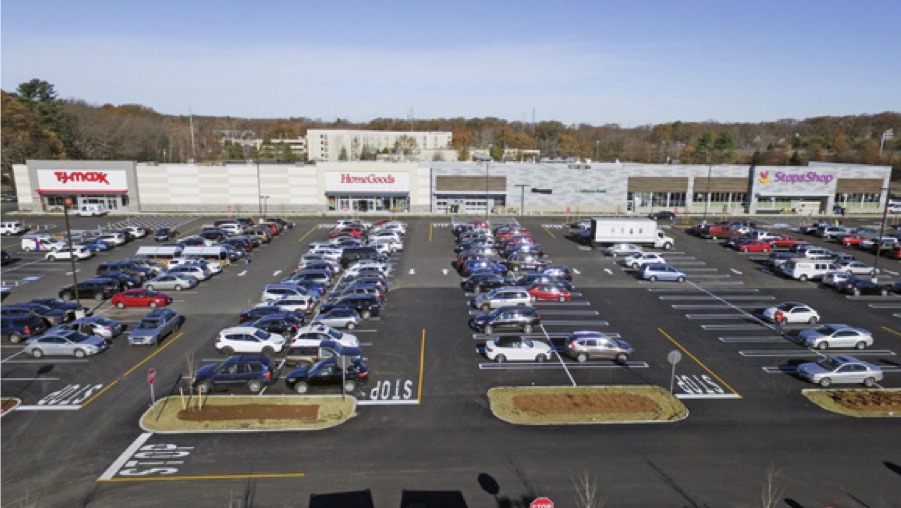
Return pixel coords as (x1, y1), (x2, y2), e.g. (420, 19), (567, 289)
(326, 172), (409, 192)
(37, 170), (128, 192)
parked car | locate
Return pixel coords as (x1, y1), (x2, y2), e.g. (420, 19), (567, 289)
(836, 276), (890, 296)
(796, 355), (883, 387)
(508, 273), (574, 292)
(470, 287), (532, 311)
(320, 294), (382, 319)
(215, 326), (287, 356)
(23, 330), (109, 358)
(192, 354), (280, 394)
(469, 306), (541, 335)
(58, 278), (120, 301)
(285, 357), (370, 394)
(311, 307), (362, 330)
(1, 302), (71, 326)
(251, 313), (305, 337)
(45, 246), (93, 261)
(648, 210), (676, 221)
(822, 271), (853, 288)
(267, 295), (316, 315)
(111, 288), (173, 308)
(833, 260), (876, 276)
(761, 302), (820, 324)
(239, 306), (303, 324)
(640, 263), (687, 282)
(620, 252), (666, 270)
(143, 273), (198, 292)
(737, 241), (772, 253)
(49, 316), (125, 340)
(564, 331), (634, 364)
(292, 324), (359, 348)
(527, 283), (572, 302)
(283, 339), (364, 367)
(128, 308), (183, 346)
(798, 324), (874, 350)
(2, 314), (48, 343)
(460, 273), (509, 294)
(503, 252), (547, 272)
(154, 227), (179, 242)
(538, 265), (574, 281)
(483, 336), (553, 363)
(603, 243), (644, 257)
(95, 232), (128, 246)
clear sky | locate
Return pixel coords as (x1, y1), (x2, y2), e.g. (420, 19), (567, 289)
(2, 0), (899, 127)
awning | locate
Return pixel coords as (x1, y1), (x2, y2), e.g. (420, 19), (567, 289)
(325, 191), (408, 197)
(37, 189), (127, 194)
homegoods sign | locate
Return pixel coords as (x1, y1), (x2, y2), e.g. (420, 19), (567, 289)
(326, 172), (409, 192)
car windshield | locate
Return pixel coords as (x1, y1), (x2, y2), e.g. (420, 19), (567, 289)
(139, 318), (161, 328)
(144, 289), (158, 296)
(252, 329), (271, 341)
(70, 332), (92, 343)
(815, 325), (840, 334)
(326, 329), (343, 340)
(816, 357), (842, 371)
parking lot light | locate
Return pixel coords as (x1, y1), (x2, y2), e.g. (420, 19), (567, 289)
(63, 198), (84, 314)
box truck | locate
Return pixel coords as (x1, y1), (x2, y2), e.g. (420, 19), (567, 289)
(590, 218), (675, 250)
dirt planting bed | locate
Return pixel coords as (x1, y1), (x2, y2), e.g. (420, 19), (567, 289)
(803, 388), (901, 417)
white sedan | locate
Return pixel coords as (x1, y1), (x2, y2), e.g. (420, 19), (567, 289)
(603, 243), (644, 257)
(762, 302), (820, 324)
(833, 260), (876, 276)
(483, 336), (553, 363)
(215, 326), (286, 355)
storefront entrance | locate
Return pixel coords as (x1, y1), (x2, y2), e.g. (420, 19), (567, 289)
(329, 194), (408, 213)
(42, 193), (129, 212)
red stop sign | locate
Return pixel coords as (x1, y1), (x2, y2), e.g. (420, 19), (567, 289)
(147, 368), (156, 385)
(530, 497), (554, 508)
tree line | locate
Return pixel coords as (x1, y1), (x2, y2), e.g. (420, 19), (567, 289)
(2, 78), (899, 185)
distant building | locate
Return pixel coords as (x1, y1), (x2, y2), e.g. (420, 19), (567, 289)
(306, 129), (455, 162)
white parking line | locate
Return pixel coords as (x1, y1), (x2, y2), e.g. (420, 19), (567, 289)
(718, 336), (786, 343)
(685, 313), (750, 320)
(479, 361), (649, 370)
(99, 432), (154, 480)
(741, 349), (896, 357)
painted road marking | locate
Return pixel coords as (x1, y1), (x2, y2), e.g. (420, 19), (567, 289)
(719, 336), (787, 343)
(702, 323), (769, 330)
(685, 313), (751, 319)
(658, 295), (775, 301)
(99, 433), (154, 480)
(647, 288), (759, 293)
(658, 327), (742, 400)
(479, 361), (649, 370)
(740, 349), (896, 357)
(672, 303), (771, 309)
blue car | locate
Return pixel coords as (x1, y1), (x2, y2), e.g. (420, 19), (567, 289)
(640, 263), (687, 282)
(79, 239), (111, 253)
(461, 259), (508, 276)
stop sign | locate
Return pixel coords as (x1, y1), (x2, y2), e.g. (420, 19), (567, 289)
(530, 497), (554, 508)
(147, 368), (156, 385)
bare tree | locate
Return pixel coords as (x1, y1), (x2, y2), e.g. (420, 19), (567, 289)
(760, 463), (786, 508)
(573, 469), (604, 508)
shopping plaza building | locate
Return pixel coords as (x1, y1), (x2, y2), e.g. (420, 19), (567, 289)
(11, 159), (893, 216)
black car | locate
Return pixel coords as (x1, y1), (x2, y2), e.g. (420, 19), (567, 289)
(192, 355), (280, 394)
(320, 295), (382, 319)
(99, 271), (142, 290)
(154, 227), (179, 242)
(2, 314), (48, 343)
(239, 306), (303, 324)
(837, 276), (890, 296)
(1, 250), (12, 266)
(460, 273), (508, 294)
(468, 306), (542, 335)
(59, 277), (120, 302)
(285, 357), (370, 394)
(96, 261), (152, 281)
(500, 243), (544, 259)
(503, 252), (548, 273)
(538, 265), (574, 282)
(200, 229), (226, 242)
(251, 313), (305, 337)
(648, 211), (677, 221)
(1, 302), (71, 326)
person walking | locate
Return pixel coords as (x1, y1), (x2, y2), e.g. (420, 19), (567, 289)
(774, 309), (785, 334)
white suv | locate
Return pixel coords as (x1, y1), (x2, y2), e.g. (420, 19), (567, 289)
(215, 326), (286, 355)
(469, 287), (532, 312)
(620, 252), (666, 270)
(292, 324), (359, 348)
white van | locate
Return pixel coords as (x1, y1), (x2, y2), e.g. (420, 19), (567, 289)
(782, 259), (834, 282)
(1, 221), (27, 236)
(78, 204), (108, 217)
(21, 234), (65, 252)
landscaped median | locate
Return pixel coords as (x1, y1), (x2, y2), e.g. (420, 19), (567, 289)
(802, 388), (901, 417)
(488, 385), (688, 425)
(139, 394), (357, 433)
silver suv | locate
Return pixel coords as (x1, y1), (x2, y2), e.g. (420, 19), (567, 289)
(469, 287), (532, 312)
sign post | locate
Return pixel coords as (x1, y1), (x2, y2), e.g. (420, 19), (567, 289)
(148, 368), (157, 416)
(667, 350), (682, 394)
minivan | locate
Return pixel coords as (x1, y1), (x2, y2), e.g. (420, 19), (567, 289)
(782, 259), (834, 281)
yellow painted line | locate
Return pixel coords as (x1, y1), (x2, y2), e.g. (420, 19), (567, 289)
(542, 226), (556, 239)
(98, 472), (305, 483)
(657, 327), (742, 399)
(881, 326), (901, 337)
(296, 224), (318, 243)
(418, 329), (426, 404)
(80, 331), (185, 409)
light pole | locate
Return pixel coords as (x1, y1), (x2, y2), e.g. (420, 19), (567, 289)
(702, 151), (712, 223)
(872, 187), (890, 282)
(255, 160), (263, 219)
(63, 198), (82, 311)
(515, 184), (528, 216)
(484, 156), (490, 217)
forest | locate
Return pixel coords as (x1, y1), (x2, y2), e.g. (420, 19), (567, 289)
(2, 78), (899, 185)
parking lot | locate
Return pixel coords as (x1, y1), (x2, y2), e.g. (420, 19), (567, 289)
(2, 214), (901, 507)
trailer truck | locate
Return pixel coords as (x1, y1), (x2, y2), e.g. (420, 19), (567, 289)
(590, 218), (675, 250)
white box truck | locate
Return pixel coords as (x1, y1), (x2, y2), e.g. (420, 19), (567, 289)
(590, 218), (675, 250)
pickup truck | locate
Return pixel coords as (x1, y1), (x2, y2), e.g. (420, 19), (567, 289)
(128, 308), (183, 346)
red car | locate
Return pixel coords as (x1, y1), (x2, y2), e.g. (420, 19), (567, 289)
(528, 284), (572, 302)
(329, 227), (363, 238)
(841, 234), (867, 247)
(769, 236), (806, 249)
(111, 288), (172, 309)
(738, 241), (772, 253)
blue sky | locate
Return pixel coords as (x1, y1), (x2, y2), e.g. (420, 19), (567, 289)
(2, 0), (899, 126)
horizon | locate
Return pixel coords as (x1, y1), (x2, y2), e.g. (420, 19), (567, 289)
(2, 0), (899, 128)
